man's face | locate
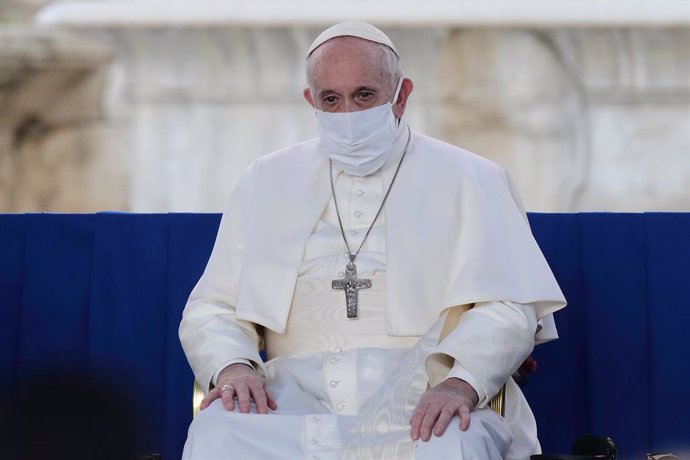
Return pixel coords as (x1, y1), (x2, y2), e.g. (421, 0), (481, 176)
(304, 37), (397, 114)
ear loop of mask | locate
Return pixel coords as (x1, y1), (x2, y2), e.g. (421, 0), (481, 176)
(391, 77), (404, 105)
(392, 77), (404, 124)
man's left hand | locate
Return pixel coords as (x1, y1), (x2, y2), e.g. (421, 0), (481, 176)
(410, 378), (479, 442)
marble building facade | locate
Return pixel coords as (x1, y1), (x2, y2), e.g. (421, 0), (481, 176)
(1, 1), (688, 213)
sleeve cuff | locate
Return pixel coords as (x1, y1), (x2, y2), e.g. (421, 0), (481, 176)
(445, 361), (488, 408)
(211, 358), (255, 387)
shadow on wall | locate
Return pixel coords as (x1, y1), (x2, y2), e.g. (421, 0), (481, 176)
(0, 373), (142, 460)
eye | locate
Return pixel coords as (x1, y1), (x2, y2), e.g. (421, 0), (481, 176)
(356, 91), (375, 100)
(322, 95), (339, 106)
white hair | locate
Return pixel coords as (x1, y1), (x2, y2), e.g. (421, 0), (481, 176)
(306, 39), (403, 96)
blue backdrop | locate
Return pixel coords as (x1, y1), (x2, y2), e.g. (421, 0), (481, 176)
(1, 213), (688, 459)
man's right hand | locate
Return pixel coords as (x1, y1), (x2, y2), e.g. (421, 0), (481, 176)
(199, 363), (277, 414)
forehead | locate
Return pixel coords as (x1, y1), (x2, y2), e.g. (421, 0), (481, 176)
(309, 37), (388, 90)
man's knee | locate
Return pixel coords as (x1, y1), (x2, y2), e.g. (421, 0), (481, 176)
(415, 410), (512, 460)
(187, 399), (237, 442)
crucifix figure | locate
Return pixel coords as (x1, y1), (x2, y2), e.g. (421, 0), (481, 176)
(332, 257), (372, 319)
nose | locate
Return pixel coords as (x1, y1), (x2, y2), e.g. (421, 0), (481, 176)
(339, 99), (356, 113)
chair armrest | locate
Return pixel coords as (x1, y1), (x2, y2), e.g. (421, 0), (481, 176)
(193, 381), (205, 418)
(488, 383), (506, 417)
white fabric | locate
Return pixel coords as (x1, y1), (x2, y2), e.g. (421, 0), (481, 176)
(179, 127), (565, 391)
(307, 21), (400, 58)
(183, 310), (521, 459)
(181, 128), (565, 350)
(429, 300), (537, 409)
(260, 156), (538, 407)
(315, 78), (404, 177)
(441, 301), (539, 406)
(181, 139), (548, 458)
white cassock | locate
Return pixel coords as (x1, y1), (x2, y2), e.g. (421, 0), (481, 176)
(179, 122), (566, 459)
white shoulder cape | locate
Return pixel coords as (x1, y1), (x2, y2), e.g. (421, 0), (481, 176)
(211, 132), (566, 336)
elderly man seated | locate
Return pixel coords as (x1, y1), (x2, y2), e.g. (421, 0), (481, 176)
(179, 21), (566, 460)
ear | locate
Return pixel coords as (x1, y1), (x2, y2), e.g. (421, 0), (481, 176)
(392, 78), (414, 119)
(303, 88), (315, 108)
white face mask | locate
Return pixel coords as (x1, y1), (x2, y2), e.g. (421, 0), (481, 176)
(315, 78), (404, 176)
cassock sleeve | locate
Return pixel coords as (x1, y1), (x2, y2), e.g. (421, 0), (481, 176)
(179, 162), (266, 392)
(425, 301), (537, 408)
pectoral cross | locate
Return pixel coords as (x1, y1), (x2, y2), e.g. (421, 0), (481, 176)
(332, 257), (371, 319)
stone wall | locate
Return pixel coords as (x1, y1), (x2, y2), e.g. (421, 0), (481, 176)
(2, 2), (688, 213)
(0, 0), (50, 23)
(437, 28), (690, 211)
(0, 17), (130, 212)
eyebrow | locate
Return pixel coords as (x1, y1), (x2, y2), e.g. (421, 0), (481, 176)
(317, 89), (339, 99)
(353, 86), (378, 94)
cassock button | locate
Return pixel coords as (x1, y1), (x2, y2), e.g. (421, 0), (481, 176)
(349, 230), (358, 236)
(356, 189), (365, 196)
(329, 380), (339, 388)
(353, 210), (363, 218)
(312, 416), (321, 422)
(336, 403), (346, 411)
(334, 346), (342, 353)
(309, 437), (319, 445)
(329, 357), (339, 364)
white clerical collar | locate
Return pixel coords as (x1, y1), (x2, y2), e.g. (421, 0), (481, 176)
(332, 119), (411, 184)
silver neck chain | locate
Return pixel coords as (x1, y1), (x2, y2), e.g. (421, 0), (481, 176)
(329, 126), (411, 264)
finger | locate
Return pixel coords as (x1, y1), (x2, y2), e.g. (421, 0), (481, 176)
(200, 388), (221, 410)
(410, 402), (429, 441)
(236, 383), (252, 413)
(221, 386), (236, 411)
(264, 385), (278, 411)
(420, 406), (441, 442)
(458, 404), (471, 431)
(433, 406), (456, 437)
(250, 383), (269, 414)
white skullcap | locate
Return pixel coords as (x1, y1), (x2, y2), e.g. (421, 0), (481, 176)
(306, 21), (399, 58)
